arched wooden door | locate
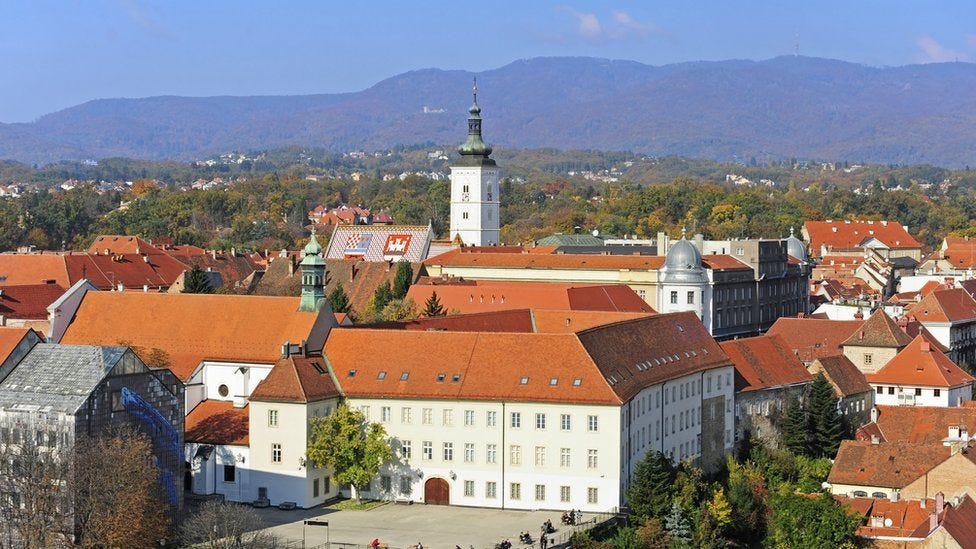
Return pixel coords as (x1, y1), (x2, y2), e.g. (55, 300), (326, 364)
(424, 478), (450, 505)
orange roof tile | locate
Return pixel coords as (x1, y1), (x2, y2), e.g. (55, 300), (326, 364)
(0, 254), (70, 287)
(427, 248), (666, 270)
(362, 309), (652, 334)
(406, 281), (654, 315)
(0, 283), (65, 320)
(185, 400), (249, 445)
(87, 235), (161, 256)
(940, 495), (976, 548)
(835, 496), (941, 539)
(0, 327), (37, 364)
(249, 355), (340, 403)
(700, 255), (752, 271)
(828, 440), (951, 488)
(766, 317), (863, 362)
(532, 310), (653, 333)
(720, 334), (813, 392)
(811, 355), (871, 397)
(855, 405), (976, 443)
(866, 335), (975, 388)
(59, 292), (324, 380)
(841, 310), (913, 348)
(805, 220), (921, 255)
(909, 288), (976, 323)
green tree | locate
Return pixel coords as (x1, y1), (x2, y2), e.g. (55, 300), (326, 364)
(781, 399), (809, 456)
(626, 451), (675, 520)
(182, 264), (214, 294)
(328, 284), (351, 313)
(380, 298), (417, 321)
(372, 281), (393, 312)
(768, 492), (859, 548)
(725, 457), (768, 544)
(307, 404), (392, 503)
(422, 291), (445, 317)
(391, 261), (413, 299)
(808, 373), (842, 457)
(664, 501), (692, 548)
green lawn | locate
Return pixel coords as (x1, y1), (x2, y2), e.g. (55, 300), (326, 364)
(327, 499), (388, 511)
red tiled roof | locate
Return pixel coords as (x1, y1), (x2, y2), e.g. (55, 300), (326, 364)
(0, 283), (65, 320)
(942, 240), (976, 270)
(805, 220), (921, 254)
(828, 440), (951, 489)
(185, 400), (249, 445)
(855, 405), (976, 443)
(60, 292), (324, 380)
(841, 310), (913, 348)
(406, 281), (654, 315)
(940, 495), (976, 548)
(920, 280), (946, 296)
(720, 334), (813, 392)
(0, 327), (37, 365)
(87, 235), (161, 256)
(766, 317), (863, 362)
(250, 355), (340, 403)
(908, 288), (976, 323)
(811, 355), (871, 397)
(700, 255), (752, 271)
(427, 248), (667, 270)
(835, 496), (941, 539)
(533, 310), (653, 333)
(63, 253), (187, 290)
(866, 335), (975, 388)
(0, 254), (70, 287)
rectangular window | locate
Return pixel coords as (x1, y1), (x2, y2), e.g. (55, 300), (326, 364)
(381, 406), (391, 423)
(487, 444), (497, 464)
(272, 443), (282, 463)
(587, 487), (599, 504)
(443, 442), (453, 461)
(464, 410), (475, 426)
(535, 446), (546, 467)
(560, 486), (571, 502)
(325, 476), (331, 494)
(360, 406), (370, 421)
(400, 476), (411, 494)
(670, 291), (678, 304)
(915, 388), (922, 396)
(464, 443), (475, 463)
(422, 408), (433, 425)
(422, 441), (433, 460)
(510, 482), (521, 500)
(268, 409), (278, 427)
(443, 409), (454, 426)
(223, 464), (236, 482)
(486, 411), (497, 427)
(560, 447), (571, 467)
(401, 407), (412, 424)
(510, 412), (521, 428)
(588, 415), (599, 432)
(687, 291), (695, 304)
(401, 440), (412, 459)
(535, 413), (547, 430)
(111, 390), (124, 412)
(560, 414), (571, 431)
(587, 449), (598, 469)
(935, 389), (942, 397)
(864, 354), (873, 366)
(486, 481), (497, 499)
(535, 484), (546, 501)
(888, 387), (895, 395)
(464, 480), (475, 497)
(313, 478), (320, 497)
(510, 445), (522, 466)
(876, 386), (883, 394)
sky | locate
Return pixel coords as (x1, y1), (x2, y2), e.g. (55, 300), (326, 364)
(1, 0), (974, 122)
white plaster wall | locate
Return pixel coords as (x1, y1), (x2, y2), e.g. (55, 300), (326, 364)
(449, 166), (500, 246)
(868, 384), (972, 407)
(186, 442), (249, 502)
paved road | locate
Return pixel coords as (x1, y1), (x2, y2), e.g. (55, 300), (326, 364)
(256, 504), (590, 549)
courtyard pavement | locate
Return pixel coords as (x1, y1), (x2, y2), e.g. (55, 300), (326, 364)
(255, 503), (593, 549)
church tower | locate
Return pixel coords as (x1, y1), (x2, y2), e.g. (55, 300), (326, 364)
(299, 229), (326, 312)
(449, 80), (500, 246)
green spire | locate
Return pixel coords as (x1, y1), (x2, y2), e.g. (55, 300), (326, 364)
(299, 228), (326, 311)
(456, 78), (495, 166)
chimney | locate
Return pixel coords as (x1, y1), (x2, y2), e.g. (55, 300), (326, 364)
(936, 492), (945, 515)
(871, 434), (880, 444)
(117, 283), (124, 292)
(143, 284), (148, 292)
(211, 250), (217, 260)
(929, 512), (938, 533)
(871, 406), (879, 423)
(281, 341), (290, 359)
(288, 256), (297, 276)
(143, 255), (149, 263)
(854, 310), (864, 320)
(657, 231), (668, 255)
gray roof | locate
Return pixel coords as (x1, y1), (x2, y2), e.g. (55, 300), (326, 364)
(661, 239), (707, 284)
(536, 234), (606, 247)
(0, 344), (130, 414)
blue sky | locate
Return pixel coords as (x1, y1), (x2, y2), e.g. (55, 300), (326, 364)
(1, 0), (974, 122)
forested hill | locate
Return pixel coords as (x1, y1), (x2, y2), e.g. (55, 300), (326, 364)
(4, 56), (976, 167)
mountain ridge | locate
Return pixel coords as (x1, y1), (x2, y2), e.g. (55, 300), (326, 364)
(4, 55), (976, 167)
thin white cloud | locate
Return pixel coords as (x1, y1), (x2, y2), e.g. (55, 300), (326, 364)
(915, 35), (969, 63)
(116, 0), (174, 40)
(557, 7), (662, 43)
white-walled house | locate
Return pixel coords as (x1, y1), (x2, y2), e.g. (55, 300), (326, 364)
(908, 287), (976, 368)
(865, 336), (974, 407)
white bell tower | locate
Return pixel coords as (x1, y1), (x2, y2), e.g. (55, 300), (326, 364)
(449, 79), (500, 247)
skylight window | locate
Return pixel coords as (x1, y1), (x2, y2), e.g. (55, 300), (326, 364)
(549, 377), (558, 386)
(377, 371), (387, 380)
(436, 373), (446, 382)
(347, 370), (357, 378)
(573, 378), (582, 386)
(400, 372), (409, 381)
(452, 373), (461, 383)
(520, 376), (529, 385)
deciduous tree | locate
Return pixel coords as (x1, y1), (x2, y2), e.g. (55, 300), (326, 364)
(307, 404), (392, 503)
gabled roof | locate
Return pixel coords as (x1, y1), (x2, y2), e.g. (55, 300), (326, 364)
(405, 281), (654, 315)
(766, 317), (863, 362)
(0, 327), (39, 365)
(87, 235), (161, 256)
(185, 400), (249, 445)
(828, 440), (951, 489)
(60, 292), (324, 380)
(855, 405), (976, 443)
(324, 224), (433, 262)
(866, 335), (975, 388)
(249, 355), (340, 403)
(427, 248), (666, 270)
(841, 310), (913, 348)
(805, 220), (921, 253)
(0, 283), (66, 320)
(835, 496), (941, 539)
(939, 495), (976, 549)
(720, 334), (813, 392)
(909, 288), (976, 324)
(811, 355), (871, 397)
(0, 254), (70, 286)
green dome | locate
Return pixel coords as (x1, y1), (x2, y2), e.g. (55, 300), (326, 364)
(303, 231), (322, 256)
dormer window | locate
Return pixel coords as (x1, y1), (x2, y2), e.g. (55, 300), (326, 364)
(573, 378), (582, 386)
(549, 377), (558, 386)
(347, 370), (357, 378)
(436, 373), (447, 382)
(377, 371), (387, 380)
(400, 372), (409, 381)
(452, 374), (461, 383)
(520, 376), (529, 385)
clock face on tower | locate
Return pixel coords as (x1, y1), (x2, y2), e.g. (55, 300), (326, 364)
(461, 192), (470, 201)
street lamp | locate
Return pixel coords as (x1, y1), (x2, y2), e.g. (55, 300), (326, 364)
(303, 519), (329, 549)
